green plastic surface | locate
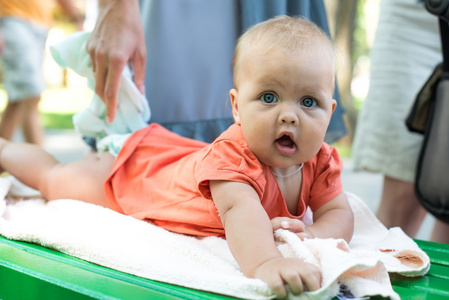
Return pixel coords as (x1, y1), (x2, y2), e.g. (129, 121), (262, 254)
(0, 236), (235, 300)
(1, 236), (448, 299)
(389, 240), (449, 300)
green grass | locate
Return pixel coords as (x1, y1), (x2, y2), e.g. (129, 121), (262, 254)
(40, 112), (76, 129)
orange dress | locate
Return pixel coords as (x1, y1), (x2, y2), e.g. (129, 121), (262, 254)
(104, 123), (343, 238)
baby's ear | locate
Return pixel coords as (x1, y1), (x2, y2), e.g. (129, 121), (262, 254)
(230, 89), (241, 124)
(331, 98), (337, 114)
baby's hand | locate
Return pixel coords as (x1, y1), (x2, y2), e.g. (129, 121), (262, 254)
(271, 217), (313, 240)
(254, 257), (321, 298)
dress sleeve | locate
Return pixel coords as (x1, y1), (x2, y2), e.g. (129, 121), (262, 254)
(196, 139), (266, 201)
(307, 144), (344, 211)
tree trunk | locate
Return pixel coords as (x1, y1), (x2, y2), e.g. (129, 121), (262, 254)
(325, 0), (359, 143)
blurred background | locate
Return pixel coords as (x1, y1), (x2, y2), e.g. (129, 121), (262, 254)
(0, 0), (381, 154)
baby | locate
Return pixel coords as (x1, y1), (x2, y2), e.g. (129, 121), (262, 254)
(0, 16), (354, 298)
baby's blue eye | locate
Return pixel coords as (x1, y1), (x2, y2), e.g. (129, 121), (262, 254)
(260, 93), (277, 103)
(301, 97), (317, 108)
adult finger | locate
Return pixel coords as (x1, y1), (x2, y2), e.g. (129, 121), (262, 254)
(104, 56), (127, 123)
(86, 32), (99, 72)
(131, 47), (147, 94)
(93, 48), (108, 101)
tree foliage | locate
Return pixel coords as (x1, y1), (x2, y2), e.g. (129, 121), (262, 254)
(325, 0), (371, 143)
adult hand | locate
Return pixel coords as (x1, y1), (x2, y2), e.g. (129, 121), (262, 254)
(86, 0), (146, 123)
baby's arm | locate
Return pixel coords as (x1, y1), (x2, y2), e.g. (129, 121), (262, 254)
(209, 180), (321, 298)
(307, 192), (354, 243)
(271, 193), (353, 242)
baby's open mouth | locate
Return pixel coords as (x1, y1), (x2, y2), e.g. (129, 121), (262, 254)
(275, 134), (297, 156)
(276, 135), (295, 148)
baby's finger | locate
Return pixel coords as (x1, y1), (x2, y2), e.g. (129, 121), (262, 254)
(270, 217), (289, 231)
(268, 278), (288, 299)
(281, 219), (306, 233)
(282, 271), (304, 295)
(296, 231), (313, 240)
(300, 264), (321, 292)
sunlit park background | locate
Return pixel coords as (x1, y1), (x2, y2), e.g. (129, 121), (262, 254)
(0, 0), (382, 157)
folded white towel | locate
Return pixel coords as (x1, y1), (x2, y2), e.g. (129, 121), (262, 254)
(0, 177), (429, 300)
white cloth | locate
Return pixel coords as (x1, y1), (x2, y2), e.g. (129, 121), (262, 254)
(49, 32), (151, 151)
(351, 0), (441, 182)
(0, 177), (429, 300)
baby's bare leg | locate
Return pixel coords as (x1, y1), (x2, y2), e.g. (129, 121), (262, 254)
(0, 138), (114, 208)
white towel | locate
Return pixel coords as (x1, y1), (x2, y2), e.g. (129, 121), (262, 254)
(0, 177), (429, 300)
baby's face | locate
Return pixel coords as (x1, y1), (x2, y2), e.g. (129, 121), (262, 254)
(230, 44), (336, 169)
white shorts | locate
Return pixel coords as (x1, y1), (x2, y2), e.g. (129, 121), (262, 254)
(0, 17), (48, 102)
(352, 0), (441, 182)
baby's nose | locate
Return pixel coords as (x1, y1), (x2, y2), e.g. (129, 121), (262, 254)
(280, 112), (299, 125)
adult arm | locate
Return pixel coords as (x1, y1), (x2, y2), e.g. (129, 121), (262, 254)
(56, 0), (84, 30)
(86, 0), (146, 123)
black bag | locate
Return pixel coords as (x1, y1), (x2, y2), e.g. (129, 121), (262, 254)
(406, 10), (449, 223)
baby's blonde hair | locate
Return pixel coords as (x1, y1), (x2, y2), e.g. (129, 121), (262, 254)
(232, 15), (335, 85)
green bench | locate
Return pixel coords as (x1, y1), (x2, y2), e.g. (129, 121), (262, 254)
(390, 240), (449, 299)
(0, 235), (448, 299)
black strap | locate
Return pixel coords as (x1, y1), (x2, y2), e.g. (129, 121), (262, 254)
(439, 18), (449, 72)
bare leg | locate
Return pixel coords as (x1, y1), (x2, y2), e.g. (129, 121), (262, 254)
(376, 176), (427, 238)
(430, 220), (449, 244)
(0, 96), (43, 145)
(0, 138), (114, 208)
(0, 102), (22, 141)
(21, 96), (43, 146)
